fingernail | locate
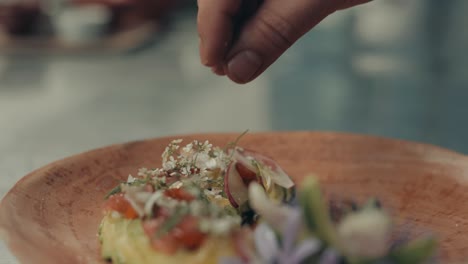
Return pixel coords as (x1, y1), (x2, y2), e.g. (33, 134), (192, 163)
(212, 65), (226, 76)
(227, 50), (262, 83)
(199, 37), (210, 66)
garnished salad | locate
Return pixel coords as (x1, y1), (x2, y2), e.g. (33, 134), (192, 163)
(99, 135), (437, 264)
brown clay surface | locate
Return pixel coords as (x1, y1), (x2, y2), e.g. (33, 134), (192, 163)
(1, 132), (468, 263)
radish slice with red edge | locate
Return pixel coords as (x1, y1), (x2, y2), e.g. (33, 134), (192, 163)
(231, 149), (258, 173)
(233, 148), (295, 189)
(224, 161), (249, 208)
(224, 148), (295, 208)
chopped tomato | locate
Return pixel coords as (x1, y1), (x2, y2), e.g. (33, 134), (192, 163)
(142, 218), (164, 237)
(235, 162), (258, 185)
(151, 234), (180, 255)
(172, 216), (206, 250)
(144, 215), (206, 254)
(164, 188), (195, 201)
(143, 218), (178, 254)
(104, 194), (139, 219)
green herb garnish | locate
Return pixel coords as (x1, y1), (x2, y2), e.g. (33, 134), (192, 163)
(389, 238), (437, 264)
(104, 184), (122, 199)
(299, 175), (339, 249)
(156, 206), (189, 238)
(224, 129), (249, 154)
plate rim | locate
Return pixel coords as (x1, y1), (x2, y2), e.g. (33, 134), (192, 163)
(1, 130), (466, 206)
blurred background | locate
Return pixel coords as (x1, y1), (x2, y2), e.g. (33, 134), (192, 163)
(1, 0), (468, 194)
(0, 0), (467, 261)
(1, 0), (468, 185)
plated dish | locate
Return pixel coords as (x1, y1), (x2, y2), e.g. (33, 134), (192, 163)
(99, 136), (436, 264)
(1, 132), (468, 264)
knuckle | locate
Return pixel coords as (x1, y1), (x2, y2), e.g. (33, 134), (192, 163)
(335, 0), (371, 10)
(254, 9), (297, 53)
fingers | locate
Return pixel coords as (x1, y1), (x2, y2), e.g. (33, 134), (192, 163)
(335, 0), (373, 10)
(197, 0), (242, 67)
(211, 65), (226, 76)
(197, 0), (373, 84)
(223, 0), (331, 84)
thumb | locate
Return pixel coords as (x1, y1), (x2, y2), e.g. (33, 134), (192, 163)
(223, 0), (369, 84)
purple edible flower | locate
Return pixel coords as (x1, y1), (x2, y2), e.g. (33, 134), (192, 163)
(220, 209), (321, 264)
(318, 249), (341, 264)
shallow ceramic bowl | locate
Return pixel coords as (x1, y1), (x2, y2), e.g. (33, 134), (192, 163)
(1, 132), (468, 264)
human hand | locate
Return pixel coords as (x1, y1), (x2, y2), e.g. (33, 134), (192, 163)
(197, 0), (371, 84)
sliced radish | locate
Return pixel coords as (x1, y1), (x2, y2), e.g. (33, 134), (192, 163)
(224, 161), (249, 208)
(231, 149), (258, 173)
(235, 148), (294, 189)
(235, 162), (257, 185)
(224, 148), (295, 208)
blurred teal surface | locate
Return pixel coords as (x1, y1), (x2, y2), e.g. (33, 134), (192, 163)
(269, 0), (468, 152)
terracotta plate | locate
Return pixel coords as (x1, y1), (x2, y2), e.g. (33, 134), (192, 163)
(1, 132), (468, 263)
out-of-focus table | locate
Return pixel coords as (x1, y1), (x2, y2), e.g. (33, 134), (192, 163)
(1, 0), (468, 262)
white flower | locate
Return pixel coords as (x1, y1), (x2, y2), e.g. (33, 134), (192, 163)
(144, 191), (164, 216)
(205, 158), (218, 169)
(163, 156), (177, 170)
(180, 166), (190, 175)
(201, 140), (212, 152)
(189, 200), (205, 216)
(337, 208), (392, 258)
(122, 185), (151, 217)
(199, 216), (241, 235)
(162, 140), (182, 163)
(137, 167), (149, 177)
(212, 148), (230, 169)
(150, 168), (163, 176)
(169, 181), (183, 189)
(162, 146), (170, 161)
(195, 153), (212, 169)
(171, 139), (183, 144)
(126, 175), (136, 183)
(182, 143), (193, 154)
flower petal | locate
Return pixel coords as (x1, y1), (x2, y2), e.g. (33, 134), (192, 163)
(254, 223), (279, 262)
(288, 238), (321, 264)
(281, 209), (302, 253)
(318, 249), (340, 264)
(337, 208), (391, 258)
(249, 182), (297, 231)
